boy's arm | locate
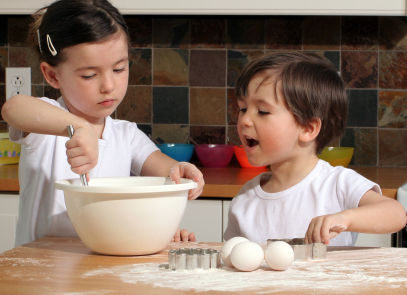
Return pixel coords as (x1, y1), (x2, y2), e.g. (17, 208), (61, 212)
(346, 190), (407, 233)
(1, 94), (89, 136)
(305, 190), (407, 245)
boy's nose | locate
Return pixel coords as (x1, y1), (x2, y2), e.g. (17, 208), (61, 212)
(239, 111), (253, 126)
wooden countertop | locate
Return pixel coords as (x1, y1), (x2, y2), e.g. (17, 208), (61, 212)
(199, 166), (407, 199)
(1, 164), (407, 199)
(1, 237), (407, 294)
(0, 164), (19, 192)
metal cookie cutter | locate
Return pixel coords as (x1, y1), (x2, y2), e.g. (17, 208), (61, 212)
(267, 238), (327, 261)
(161, 248), (221, 271)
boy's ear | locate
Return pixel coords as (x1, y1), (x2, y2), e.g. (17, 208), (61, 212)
(299, 117), (321, 143)
(40, 62), (60, 89)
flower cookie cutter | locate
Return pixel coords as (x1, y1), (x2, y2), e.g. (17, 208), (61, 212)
(160, 248), (221, 271)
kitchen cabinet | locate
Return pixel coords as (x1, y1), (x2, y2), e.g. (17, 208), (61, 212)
(0, 0), (405, 15)
(179, 199), (223, 242)
(222, 200), (231, 241)
(355, 233), (391, 247)
(0, 165), (402, 248)
(0, 194), (19, 253)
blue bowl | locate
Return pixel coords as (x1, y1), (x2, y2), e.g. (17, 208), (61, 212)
(157, 143), (194, 162)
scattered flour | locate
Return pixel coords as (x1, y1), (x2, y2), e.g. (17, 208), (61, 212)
(82, 248), (407, 294)
(0, 257), (54, 267)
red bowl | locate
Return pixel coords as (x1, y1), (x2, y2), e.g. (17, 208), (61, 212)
(233, 145), (267, 169)
(195, 144), (234, 168)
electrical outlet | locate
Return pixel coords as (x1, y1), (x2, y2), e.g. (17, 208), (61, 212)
(6, 67), (31, 100)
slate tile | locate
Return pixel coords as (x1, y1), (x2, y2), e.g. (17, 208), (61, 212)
(153, 86), (188, 124)
(190, 88), (226, 125)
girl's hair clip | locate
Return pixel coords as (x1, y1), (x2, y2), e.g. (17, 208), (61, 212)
(37, 29), (43, 54)
(46, 34), (57, 56)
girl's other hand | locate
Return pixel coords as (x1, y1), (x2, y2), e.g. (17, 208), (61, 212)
(172, 228), (196, 242)
(65, 125), (99, 176)
(169, 162), (204, 200)
(305, 213), (348, 245)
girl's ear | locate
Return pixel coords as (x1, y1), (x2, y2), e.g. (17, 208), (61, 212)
(299, 117), (321, 143)
(40, 62), (60, 89)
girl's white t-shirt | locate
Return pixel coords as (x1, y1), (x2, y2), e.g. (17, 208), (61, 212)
(224, 160), (381, 246)
(9, 97), (158, 246)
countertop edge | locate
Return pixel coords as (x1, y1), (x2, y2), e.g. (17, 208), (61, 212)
(0, 165), (404, 199)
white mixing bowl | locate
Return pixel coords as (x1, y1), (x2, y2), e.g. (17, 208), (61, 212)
(55, 176), (197, 255)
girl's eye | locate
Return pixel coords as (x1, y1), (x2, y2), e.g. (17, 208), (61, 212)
(239, 108), (247, 113)
(259, 110), (270, 115)
(113, 68), (126, 73)
(81, 74), (95, 79)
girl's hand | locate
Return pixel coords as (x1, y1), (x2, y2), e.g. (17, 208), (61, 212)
(305, 213), (349, 245)
(169, 162), (204, 200)
(172, 228), (196, 242)
(65, 125), (99, 178)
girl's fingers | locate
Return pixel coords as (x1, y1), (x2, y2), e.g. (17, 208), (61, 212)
(188, 232), (196, 242)
(172, 229), (181, 242)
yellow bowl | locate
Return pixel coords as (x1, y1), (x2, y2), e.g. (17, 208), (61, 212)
(317, 147), (354, 167)
(0, 133), (20, 165)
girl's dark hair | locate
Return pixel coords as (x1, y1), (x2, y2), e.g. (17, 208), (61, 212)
(235, 52), (348, 154)
(29, 0), (129, 66)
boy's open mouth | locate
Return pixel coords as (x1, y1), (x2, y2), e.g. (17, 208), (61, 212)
(245, 137), (259, 148)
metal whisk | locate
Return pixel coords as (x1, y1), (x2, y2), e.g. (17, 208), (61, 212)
(67, 125), (88, 186)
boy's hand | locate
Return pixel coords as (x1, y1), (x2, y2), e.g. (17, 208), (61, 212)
(65, 125), (98, 177)
(169, 162), (204, 200)
(305, 213), (349, 245)
(172, 228), (196, 242)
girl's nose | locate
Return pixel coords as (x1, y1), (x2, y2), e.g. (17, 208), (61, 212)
(100, 73), (115, 94)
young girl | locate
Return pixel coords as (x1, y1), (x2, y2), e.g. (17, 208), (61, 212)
(224, 52), (406, 246)
(1, 0), (203, 246)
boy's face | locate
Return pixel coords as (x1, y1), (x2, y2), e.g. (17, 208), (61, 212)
(237, 71), (303, 167)
(49, 31), (129, 124)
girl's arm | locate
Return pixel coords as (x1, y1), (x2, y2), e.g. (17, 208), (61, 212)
(305, 190), (407, 245)
(1, 94), (89, 136)
(1, 94), (98, 176)
(141, 150), (204, 200)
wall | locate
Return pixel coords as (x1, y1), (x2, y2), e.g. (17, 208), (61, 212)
(0, 15), (406, 167)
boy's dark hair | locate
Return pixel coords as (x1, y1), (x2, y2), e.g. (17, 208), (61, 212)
(29, 0), (129, 66)
(235, 52), (348, 154)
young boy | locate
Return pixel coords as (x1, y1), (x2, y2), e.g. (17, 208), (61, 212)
(224, 52), (406, 246)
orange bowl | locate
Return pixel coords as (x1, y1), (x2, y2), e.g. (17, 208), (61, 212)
(233, 145), (267, 169)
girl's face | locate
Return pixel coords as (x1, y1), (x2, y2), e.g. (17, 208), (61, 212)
(52, 31), (129, 124)
(237, 71), (303, 168)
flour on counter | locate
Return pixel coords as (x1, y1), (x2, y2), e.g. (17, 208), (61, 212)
(0, 257), (54, 267)
(82, 248), (407, 294)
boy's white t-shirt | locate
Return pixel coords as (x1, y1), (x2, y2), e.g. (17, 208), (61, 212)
(9, 97), (159, 246)
(224, 160), (381, 246)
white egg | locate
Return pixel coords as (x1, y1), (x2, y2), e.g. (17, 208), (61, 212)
(220, 236), (249, 267)
(230, 241), (264, 272)
(265, 241), (294, 271)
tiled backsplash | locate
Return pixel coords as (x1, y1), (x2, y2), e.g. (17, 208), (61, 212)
(0, 15), (406, 167)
